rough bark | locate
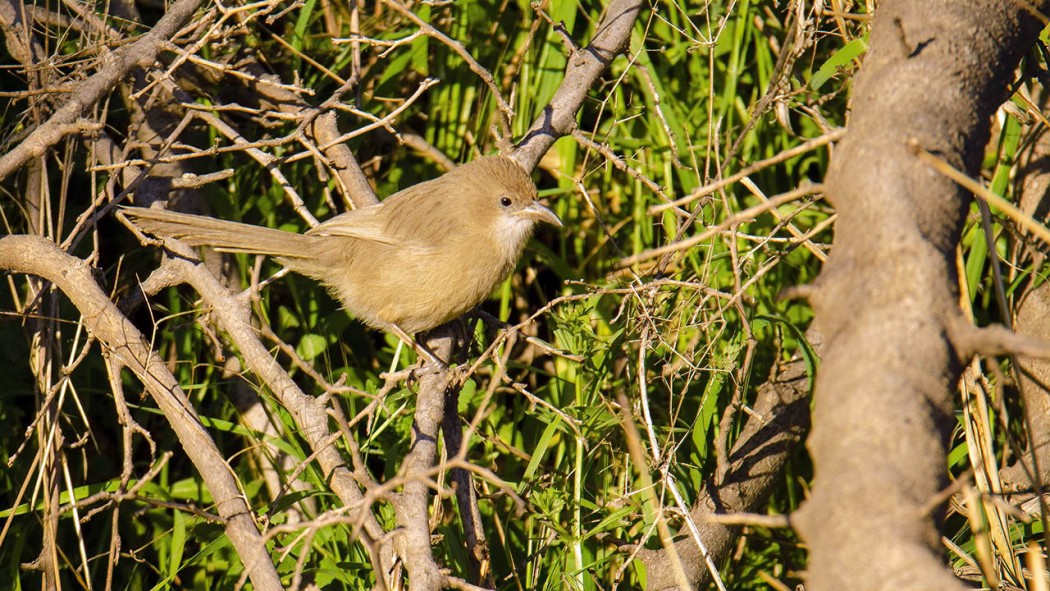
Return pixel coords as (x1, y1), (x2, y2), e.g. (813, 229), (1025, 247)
(792, 2), (1049, 590)
(1002, 118), (1050, 489)
(392, 331), (457, 591)
(1005, 285), (1050, 491)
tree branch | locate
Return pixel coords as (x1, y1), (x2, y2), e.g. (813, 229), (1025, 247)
(511, 0), (644, 172)
(0, 0), (205, 181)
(136, 242), (399, 584)
(392, 330), (458, 591)
(0, 235), (282, 591)
(637, 329), (816, 590)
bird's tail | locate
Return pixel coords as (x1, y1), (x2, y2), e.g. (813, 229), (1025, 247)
(121, 207), (316, 259)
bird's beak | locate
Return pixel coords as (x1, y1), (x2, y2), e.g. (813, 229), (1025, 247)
(517, 202), (563, 227)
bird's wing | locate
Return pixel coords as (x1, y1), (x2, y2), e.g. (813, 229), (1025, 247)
(308, 182), (459, 251)
(305, 204), (402, 246)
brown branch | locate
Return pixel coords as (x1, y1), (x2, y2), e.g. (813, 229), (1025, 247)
(511, 0), (645, 172)
(1001, 112), (1050, 491)
(238, 59), (380, 209)
(0, 0), (206, 181)
(442, 388), (494, 587)
(312, 110), (379, 208)
(0, 235), (282, 591)
(0, 0), (45, 68)
(950, 321), (1050, 361)
(132, 244), (398, 584)
(181, 96), (319, 227)
(392, 330), (458, 591)
(650, 129), (845, 215)
(617, 184), (826, 268)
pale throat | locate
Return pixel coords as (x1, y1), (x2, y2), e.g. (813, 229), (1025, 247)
(494, 213), (536, 255)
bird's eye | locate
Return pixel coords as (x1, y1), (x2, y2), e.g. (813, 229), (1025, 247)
(500, 196), (512, 207)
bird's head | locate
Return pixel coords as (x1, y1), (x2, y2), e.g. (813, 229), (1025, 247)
(448, 156), (561, 251)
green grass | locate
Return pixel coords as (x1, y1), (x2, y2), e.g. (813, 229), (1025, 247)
(0, 1), (1046, 590)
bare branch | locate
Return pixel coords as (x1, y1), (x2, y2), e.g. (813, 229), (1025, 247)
(130, 239), (398, 585)
(391, 331), (457, 591)
(617, 184), (825, 268)
(0, 235), (282, 591)
(650, 129), (845, 214)
(636, 329), (814, 590)
(0, 0), (206, 181)
(512, 0), (644, 171)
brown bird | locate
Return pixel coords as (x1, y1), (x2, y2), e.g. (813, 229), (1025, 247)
(123, 156), (561, 362)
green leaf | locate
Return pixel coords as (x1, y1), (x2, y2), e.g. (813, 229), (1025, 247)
(755, 314), (820, 390)
(520, 417), (561, 491)
(168, 508), (186, 579)
(811, 38), (867, 90)
(292, 0), (317, 52)
(297, 333), (328, 361)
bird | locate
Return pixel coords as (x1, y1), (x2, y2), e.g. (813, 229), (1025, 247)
(122, 156), (561, 364)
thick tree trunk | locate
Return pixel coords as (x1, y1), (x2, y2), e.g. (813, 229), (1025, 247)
(1003, 117), (1050, 490)
(793, 2), (1048, 590)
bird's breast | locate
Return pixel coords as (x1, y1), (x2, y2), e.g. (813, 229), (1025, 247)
(317, 234), (520, 335)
